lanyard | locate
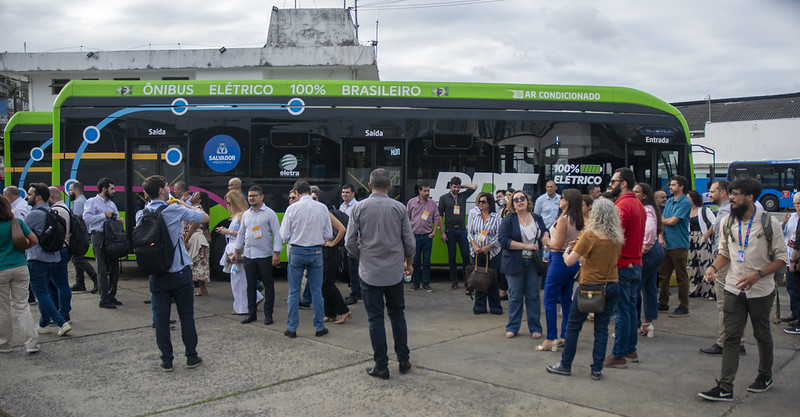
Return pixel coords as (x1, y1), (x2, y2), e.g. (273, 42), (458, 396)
(738, 211), (756, 250)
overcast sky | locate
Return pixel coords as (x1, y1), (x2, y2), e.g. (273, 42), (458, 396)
(1, 0), (798, 102)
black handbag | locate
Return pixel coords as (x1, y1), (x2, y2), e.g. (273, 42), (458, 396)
(466, 255), (495, 293)
(577, 283), (606, 313)
(532, 249), (548, 275)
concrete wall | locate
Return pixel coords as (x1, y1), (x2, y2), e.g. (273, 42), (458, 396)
(691, 118), (800, 167)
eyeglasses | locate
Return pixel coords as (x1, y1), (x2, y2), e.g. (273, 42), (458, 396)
(609, 179), (621, 184)
(247, 195), (259, 199)
(512, 196), (526, 203)
(730, 192), (742, 198)
(478, 200), (488, 204)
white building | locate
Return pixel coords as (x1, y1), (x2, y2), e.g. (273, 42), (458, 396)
(673, 93), (800, 181)
(0, 7), (378, 112)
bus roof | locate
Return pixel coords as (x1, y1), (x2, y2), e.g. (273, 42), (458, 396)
(729, 159), (800, 165)
(54, 79), (683, 119)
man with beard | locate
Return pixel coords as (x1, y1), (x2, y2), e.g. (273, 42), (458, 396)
(657, 176), (692, 317)
(68, 181), (98, 293)
(603, 168), (646, 368)
(654, 190), (667, 211)
(406, 181), (440, 292)
(83, 178), (123, 309)
(699, 177), (787, 401)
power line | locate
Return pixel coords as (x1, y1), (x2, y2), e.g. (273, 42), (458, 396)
(359, 0), (506, 10)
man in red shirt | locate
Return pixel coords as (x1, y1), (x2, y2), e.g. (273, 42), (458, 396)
(605, 167), (646, 368)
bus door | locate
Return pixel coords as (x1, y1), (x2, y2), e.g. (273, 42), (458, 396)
(628, 144), (686, 194)
(125, 137), (187, 234)
(343, 139), (404, 201)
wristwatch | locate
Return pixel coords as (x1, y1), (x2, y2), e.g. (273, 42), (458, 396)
(756, 270), (765, 278)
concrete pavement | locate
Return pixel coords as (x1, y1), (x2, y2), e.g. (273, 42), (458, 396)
(1, 263), (799, 416)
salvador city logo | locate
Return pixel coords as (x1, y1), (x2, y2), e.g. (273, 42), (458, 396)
(203, 134), (240, 173)
(279, 154), (300, 177)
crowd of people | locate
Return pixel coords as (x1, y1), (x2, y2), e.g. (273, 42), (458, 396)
(1, 169), (797, 394)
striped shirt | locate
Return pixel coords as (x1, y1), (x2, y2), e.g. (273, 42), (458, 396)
(467, 210), (502, 259)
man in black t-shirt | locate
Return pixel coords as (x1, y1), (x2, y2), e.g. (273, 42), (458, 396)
(437, 176), (477, 289)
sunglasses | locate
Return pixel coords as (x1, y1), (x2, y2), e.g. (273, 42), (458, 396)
(478, 200), (488, 204)
(513, 196), (526, 203)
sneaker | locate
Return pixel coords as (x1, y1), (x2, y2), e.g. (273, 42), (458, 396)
(700, 344), (724, 356)
(785, 327), (800, 335)
(26, 345), (41, 354)
(747, 374), (773, 393)
(451, 282), (458, 290)
(186, 356), (203, 369)
(602, 354), (627, 368)
(626, 352), (639, 363)
(409, 285), (419, 291)
(699, 380), (733, 401)
(160, 360), (174, 372)
(546, 362), (571, 376)
(57, 322), (72, 336)
(35, 325), (51, 334)
(423, 285), (434, 293)
(591, 371), (603, 381)
(669, 307), (690, 318)
(657, 303), (670, 312)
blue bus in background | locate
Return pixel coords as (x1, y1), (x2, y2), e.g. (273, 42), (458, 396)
(727, 159), (800, 211)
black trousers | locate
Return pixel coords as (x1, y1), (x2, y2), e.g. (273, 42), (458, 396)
(322, 246), (349, 317)
(244, 257), (274, 318)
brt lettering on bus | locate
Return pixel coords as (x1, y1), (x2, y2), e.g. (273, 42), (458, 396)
(430, 172), (540, 202)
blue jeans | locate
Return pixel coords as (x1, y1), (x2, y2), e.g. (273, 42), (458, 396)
(28, 260), (66, 327)
(638, 244), (664, 322)
(150, 266), (198, 362)
(445, 226), (470, 283)
(505, 258), (542, 335)
(412, 234), (433, 287)
(361, 280), (409, 369)
(287, 246), (324, 332)
(48, 248), (73, 319)
(787, 268), (800, 319)
(613, 266), (642, 358)
(560, 281), (620, 373)
(473, 254), (502, 314)
(544, 251), (579, 340)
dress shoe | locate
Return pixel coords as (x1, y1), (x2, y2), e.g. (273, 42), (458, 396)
(700, 344), (723, 356)
(451, 282), (458, 290)
(366, 366), (390, 379)
(71, 283), (87, 292)
(399, 360), (411, 374)
(315, 328), (329, 337)
(240, 315), (257, 324)
(603, 354), (627, 368)
(344, 296), (358, 305)
(112, 299), (123, 306)
(263, 317), (274, 325)
(90, 288), (99, 295)
(284, 329), (297, 338)
(99, 302), (117, 309)
(298, 302), (311, 309)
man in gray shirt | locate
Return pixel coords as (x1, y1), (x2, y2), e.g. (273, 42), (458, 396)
(345, 168), (415, 379)
(68, 181), (97, 293)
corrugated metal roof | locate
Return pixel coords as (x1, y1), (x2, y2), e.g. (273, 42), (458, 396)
(672, 92), (800, 134)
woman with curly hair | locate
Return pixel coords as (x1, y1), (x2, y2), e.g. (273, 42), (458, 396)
(546, 198), (623, 381)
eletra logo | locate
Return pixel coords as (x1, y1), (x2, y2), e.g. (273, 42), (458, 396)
(280, 154), (300, 177)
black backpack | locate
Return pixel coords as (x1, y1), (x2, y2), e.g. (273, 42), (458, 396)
(54, 203), (91, 256)
(133, 205), (176, 275)
(34, 206), (67, 252)
(102, 216), (131, 259)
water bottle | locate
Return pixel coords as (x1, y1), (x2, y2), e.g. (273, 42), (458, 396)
(542, 245), (551, 263)
(231, 265), (238, 275)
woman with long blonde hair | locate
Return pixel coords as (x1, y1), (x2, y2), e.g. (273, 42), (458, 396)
(216, 190), (262, 314)
(546, 198), (623, 381)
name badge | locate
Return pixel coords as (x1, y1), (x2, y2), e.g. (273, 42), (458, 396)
(421, 210), (430, 221)
(453, 205), (460, 215)
(252, 225), (262, 239)
(477, 230), (488, 242)
(736, 250), (745, 263)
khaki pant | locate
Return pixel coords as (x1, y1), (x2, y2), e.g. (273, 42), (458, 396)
(0, 265), (39, 351)
(714, 266), (745, 347)
(658, 247), (689, 309)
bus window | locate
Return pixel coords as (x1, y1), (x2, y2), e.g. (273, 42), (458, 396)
(406, 134), (492, 202)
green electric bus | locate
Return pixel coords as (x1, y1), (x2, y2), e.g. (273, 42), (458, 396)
(10, 79), (692, 271)
(3, 111), (54, 190)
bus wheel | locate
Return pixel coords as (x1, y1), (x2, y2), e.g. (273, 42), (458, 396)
(760, 195), (779, 212)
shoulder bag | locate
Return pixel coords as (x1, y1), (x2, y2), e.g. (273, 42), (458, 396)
(466, 255), (495, 293)
(11, 219), (31, 251)
(577, 283), (606, 313)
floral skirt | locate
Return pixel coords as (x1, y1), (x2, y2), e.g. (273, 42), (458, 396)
(688, 231), (714, 298)
(191, 246), (210, 283)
